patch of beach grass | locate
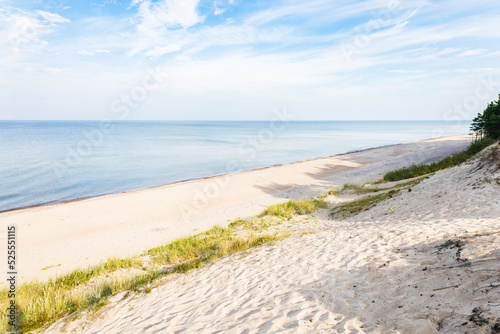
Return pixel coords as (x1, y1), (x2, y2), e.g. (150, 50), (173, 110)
(330, 190), (399, 219)
(383, 137), (497, 182)
(365, 179), (387, 185)
(337, 176), (426, 196)
(51, 257), (143, 288)
(260, 199), (328, 218)
(328, 176), (427, 220)
(338, 183), (389, 195)
(319, 188), (336, 198)
(146, 225), (282, 267)
(0, 256), (145, 333)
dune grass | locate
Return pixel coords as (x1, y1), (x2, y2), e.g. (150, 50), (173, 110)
(260, 199), (328, 218)
(0, 256), (150, 333)
(0, 199), (328, 333)
(330, 190), (399, 219)
(329, 176), (428, 219)
(338, 183), (391, 194)
(319, 189), (336, 198)
(145, 225), (280, 268)
(383, 137), (496, 182)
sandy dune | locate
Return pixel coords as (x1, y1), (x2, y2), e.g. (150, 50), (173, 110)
(41, 140), (500, 333)
(0, 135), (472, 282)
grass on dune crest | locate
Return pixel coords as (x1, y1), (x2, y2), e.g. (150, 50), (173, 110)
(145, 225), (281, 268)
(329, 176), (427, 219)
(0, 199), (330, 333)
(383, 137), (497, 182)
(259, 199), (328, 218)
(339, 177), (427, 195)
(338, 183), (391, 195)
(330, 190), (399, 219)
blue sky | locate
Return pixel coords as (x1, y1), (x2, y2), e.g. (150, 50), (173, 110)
(1, 0), (500, 120)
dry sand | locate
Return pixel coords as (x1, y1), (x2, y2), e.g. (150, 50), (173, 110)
(0, 135), (473, 282)
(41, 138), (500, 334)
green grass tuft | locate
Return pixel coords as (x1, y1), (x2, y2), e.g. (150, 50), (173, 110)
(260, 199), (328, 218)
(339, 183), (386, 194)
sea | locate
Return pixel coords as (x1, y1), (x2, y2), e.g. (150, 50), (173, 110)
(0, 120), (471, 212)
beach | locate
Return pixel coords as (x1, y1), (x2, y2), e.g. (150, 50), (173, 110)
(32, 134), (500, 334)
(0, 134), (472, 282)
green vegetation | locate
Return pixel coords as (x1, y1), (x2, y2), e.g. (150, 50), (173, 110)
(339, 183), (390, 194)
(471, 94), (500, 139)
(0, 256), (146, 332)
(329, 177), (426, 219)
(339, 183), (368, 194)
(0, 197), (331, 333)
(319, 188), (336, 199)
(260, 199), (328, 218)
(383, 137), (496, 182)
(330, 190), (399, 219)
(337, 176), (426, 194)
(146, 225), (278, 267)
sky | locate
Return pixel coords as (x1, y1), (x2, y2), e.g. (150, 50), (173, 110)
(1, 0), (500, 120)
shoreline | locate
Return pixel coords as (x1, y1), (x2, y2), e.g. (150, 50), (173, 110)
(0, 133), (471, 215)
(0, 134), (472, 282)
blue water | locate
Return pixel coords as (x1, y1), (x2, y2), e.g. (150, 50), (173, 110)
(0, 120), (471, 212)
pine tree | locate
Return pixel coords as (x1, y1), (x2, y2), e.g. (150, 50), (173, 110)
(470, 95), (500, 139)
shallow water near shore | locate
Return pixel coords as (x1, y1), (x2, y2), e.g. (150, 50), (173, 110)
(0, 120), (470, 212)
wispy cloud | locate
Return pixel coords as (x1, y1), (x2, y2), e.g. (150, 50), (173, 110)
(132, 0), (204, 32)
(77, 49), (110, 56)
(1, 7), (69, 53)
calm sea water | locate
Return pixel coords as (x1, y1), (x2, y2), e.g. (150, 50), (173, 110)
(0, 121), (471, 212)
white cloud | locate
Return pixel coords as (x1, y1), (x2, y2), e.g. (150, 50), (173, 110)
(214, 6), (224, 16)
(125, 0), (205, 56)
(125, 11), (293, 57)
(132, 0), (204, 33)
(1, 8), (69, 53)
(35, 10), (69, 24)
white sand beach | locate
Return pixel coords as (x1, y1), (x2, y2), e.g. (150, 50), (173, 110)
(0, 135), (473, 283)
(38, 136), (500, 334)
